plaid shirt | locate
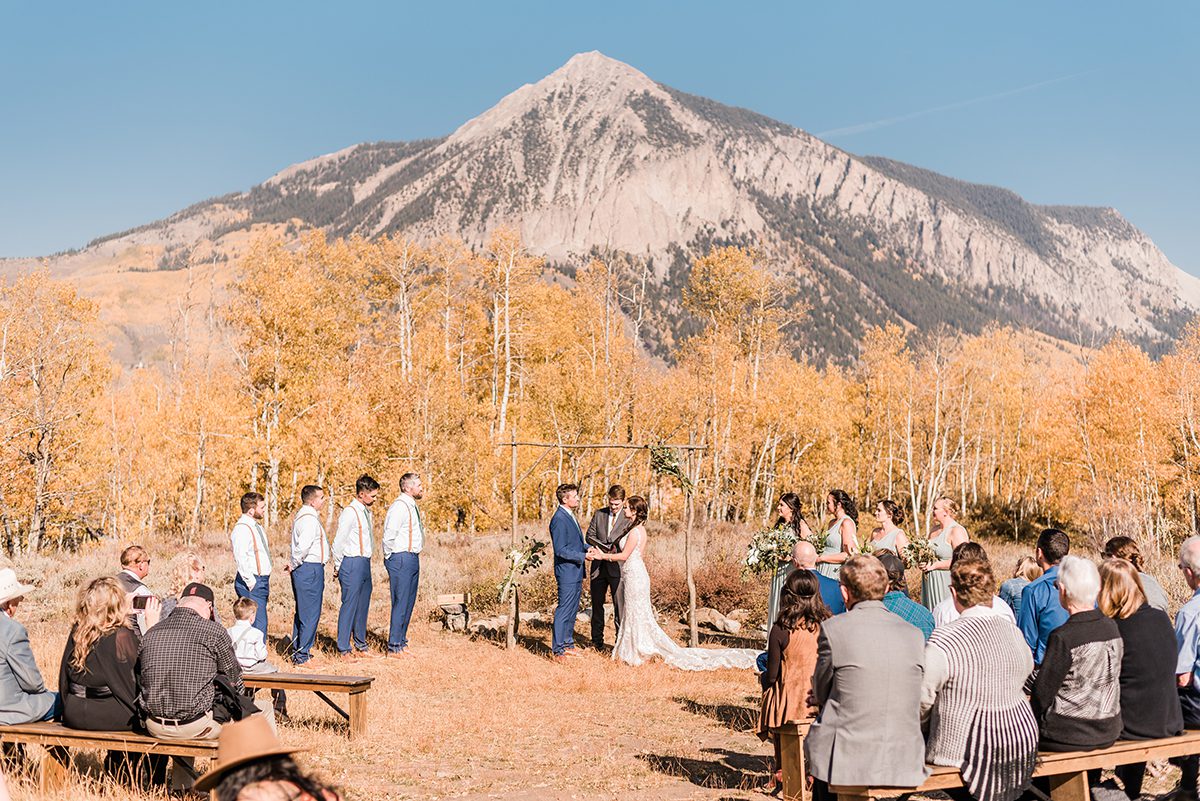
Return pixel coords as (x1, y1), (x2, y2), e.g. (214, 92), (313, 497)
(138, 607), (243, 720)
(882, 590), (935, 640)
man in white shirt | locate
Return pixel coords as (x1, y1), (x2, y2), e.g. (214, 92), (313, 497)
(230, 492), (272, 636)
(286, 485), (329, 667)
(332, 475), (381, 660)
(382, 473), (425, 657)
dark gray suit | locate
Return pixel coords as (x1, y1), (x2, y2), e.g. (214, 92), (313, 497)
(805, 600), (929, 789)
(584, 507), (629, 648)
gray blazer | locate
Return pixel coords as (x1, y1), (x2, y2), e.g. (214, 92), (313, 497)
(804, 600), (929, 787)
(0, 613), (56, 725)
(584, 507), (630, 580)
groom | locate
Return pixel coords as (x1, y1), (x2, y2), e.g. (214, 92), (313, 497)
(550, 483), (587, 662)
(584, 484), (629, 650)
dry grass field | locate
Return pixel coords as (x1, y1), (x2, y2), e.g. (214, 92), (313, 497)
(0, 521), (1192, 800)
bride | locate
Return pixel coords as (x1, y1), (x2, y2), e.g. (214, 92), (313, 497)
(588, 496), (759, 671)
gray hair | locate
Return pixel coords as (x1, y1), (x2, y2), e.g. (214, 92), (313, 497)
(1058, 555), (1101, 608)
(1182, 536), (1200, 574)
(400, 472), (420, 493)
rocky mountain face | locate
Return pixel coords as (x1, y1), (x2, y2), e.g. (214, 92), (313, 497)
(8, 51), (1198, 363)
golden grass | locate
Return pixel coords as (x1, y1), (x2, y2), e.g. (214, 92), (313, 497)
(0, 525), (1193, 799)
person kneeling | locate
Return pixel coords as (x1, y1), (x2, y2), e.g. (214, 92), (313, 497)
(140, 583), (274, 741)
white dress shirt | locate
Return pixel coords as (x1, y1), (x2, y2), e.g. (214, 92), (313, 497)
(931, 594), (1016, 628)
(230, 514), (272, 589)
(332, 499), (374, 571)
(228, 620), (270, 669)
(383, 494), (424, 557)
(290, 505), (330, 569)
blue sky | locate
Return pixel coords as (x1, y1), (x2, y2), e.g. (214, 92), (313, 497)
(2, 2), (1197, 272)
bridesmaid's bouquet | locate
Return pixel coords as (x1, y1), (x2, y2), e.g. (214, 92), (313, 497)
(499, 536), (547, 602)
(742, 525), (798, 579)
(902, 536), (938, 568)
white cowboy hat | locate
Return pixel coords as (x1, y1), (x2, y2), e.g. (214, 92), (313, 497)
(0, 568), (35, 606)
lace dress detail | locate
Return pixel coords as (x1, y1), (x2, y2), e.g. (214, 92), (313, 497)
(612, 529), (758, 671)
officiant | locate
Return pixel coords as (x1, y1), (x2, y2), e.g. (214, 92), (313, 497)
(584, 485), (630, 650)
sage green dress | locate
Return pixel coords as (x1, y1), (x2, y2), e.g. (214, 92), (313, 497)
(920, 527), (956, 610)
(816, 518), (848, 579)
(872, 528), (902, 554)
(766, 561), (795, 631)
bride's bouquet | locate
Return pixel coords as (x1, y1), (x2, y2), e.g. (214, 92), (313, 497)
(499, 536), (547, 603)
(742, 525), (798, 579)
(902, 536), (938, 568)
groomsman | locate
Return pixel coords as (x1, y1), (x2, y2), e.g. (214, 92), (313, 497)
(382, 473), (425, 657)
(584, 484), (629, 650)
(230, 492), (272, 635)
(550, 483), (587, 662)
(287, 485), (329, 666)
(332, 475), (380, 660)
(116, 544), (155, 633)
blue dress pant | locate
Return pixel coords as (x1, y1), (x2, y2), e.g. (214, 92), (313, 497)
(552, 563), (583, 655)
(290, 562), (324, 664)
(384, 552), (420, 652)
(234, 573), (271, 636)
(336, 556), (372, 654)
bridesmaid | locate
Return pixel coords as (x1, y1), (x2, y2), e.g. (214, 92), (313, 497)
(870, 499), (909, 556)
(766, 493), (815, 630)
(815, 489), (858, 579)
(921, 497), (969, 609)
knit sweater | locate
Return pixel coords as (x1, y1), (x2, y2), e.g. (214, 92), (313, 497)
(1030, 609), (1123, 751)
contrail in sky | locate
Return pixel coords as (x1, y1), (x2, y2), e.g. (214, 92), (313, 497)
(815, 70), (1096, 138)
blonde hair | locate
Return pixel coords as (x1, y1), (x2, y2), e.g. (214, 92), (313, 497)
(1014, 556), (1043, 583)
(233, 596), (258, 621)
(170, 553), (207, 595)
(70, 577), (130, 673)
(1098, 558), (1147, 620)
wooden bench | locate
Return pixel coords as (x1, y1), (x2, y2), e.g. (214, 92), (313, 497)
(0, 721), (217, 790)
(779, 724), (1200, 801)
(243, 673), (373, 739)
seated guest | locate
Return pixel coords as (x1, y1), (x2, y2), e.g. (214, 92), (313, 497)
(791, 540), (846, 614)
(805, 555), (928, 800)
(1102, 536), (1169, 612)
(140, 583), (273, 741)
(930, 543), (1016, 627)
(1030, 555), (1122, 751)
(1098, 558), (1182, 800)
(0, 568), (57, 724)
(1171, 536), (1200, 801)
(161, 552), (220, 622)
(758, 569), (830, 794)
(194, 715), (340, 800)
(922, 559), (1037, 801)
(229, 598), (277, 675)
(117, 544), (155, 632)
(61, 577), (161, 731)
(877, 550), (934, 640)
(1019, 528), (1070, 665)
(998, 556), (1041, 619)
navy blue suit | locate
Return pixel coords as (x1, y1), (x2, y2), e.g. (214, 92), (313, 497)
(550, 506), (587, 655)
(809, 568), (847, 615)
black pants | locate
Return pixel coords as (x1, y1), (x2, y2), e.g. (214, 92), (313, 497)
(1175, 685), (1200, 794)
(590, 572), (621, 647)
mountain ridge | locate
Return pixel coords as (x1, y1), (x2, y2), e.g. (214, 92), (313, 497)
(4, 50), (1196, 364)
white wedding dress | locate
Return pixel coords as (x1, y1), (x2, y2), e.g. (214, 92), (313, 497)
(612, 528), (759, 671)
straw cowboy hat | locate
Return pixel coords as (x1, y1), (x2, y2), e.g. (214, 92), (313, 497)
(194, 715), (305, 792)
(0, 568), (35, 606)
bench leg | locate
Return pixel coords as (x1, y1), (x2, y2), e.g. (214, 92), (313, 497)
(349, 690), (368, 740)
(38, 746), (69, 793)
(780, 728), (807, 801)
(1048, 770), (1089, 801)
